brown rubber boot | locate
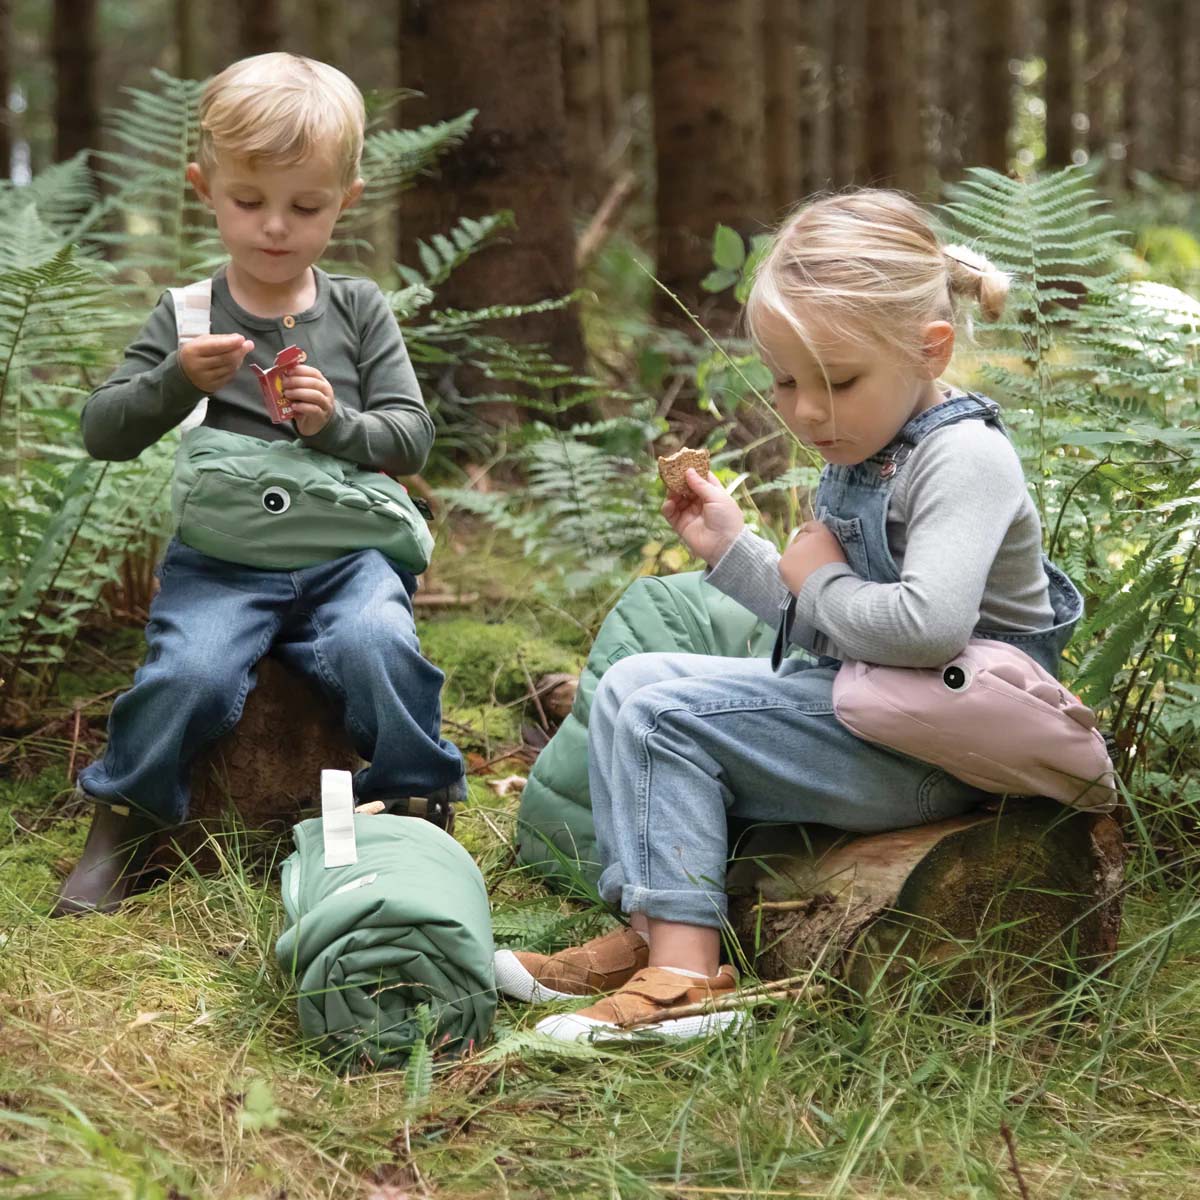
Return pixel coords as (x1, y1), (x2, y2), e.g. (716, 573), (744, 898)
(493, 925), (650, 1001)
(51, 803), (163, 917)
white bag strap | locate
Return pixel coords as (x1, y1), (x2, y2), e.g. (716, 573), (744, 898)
(321, 768), (358, 869)
(168, 278), (212, 433)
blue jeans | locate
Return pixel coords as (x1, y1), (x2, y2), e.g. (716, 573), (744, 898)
(79, 539), (463, 825)
(589, 652), (985, 929)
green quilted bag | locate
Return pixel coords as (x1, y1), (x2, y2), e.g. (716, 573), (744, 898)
(172, 427), (434, 571)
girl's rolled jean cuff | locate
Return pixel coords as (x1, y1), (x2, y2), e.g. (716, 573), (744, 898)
(599, 865), (729, 929)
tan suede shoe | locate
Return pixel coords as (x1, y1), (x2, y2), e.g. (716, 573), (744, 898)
(493, 926), (649, 1002)
(535, 964), (742, 1043)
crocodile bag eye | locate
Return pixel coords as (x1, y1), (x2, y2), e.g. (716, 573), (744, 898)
(261, 486), (291, 514)
(942, 663), (973, 691)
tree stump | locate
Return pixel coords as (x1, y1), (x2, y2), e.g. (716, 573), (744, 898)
(727, 798), (1126, 1008)
(151, 656), (361, 873)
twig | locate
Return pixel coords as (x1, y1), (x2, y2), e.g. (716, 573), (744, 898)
(412, 591), (480, 607)
(616, 976), (822, 1029)
(518, 656), (550, 732)
(575, 171), (640, 271)
(999, 1121), (1032, 1200)
(65, 702), (82, 782)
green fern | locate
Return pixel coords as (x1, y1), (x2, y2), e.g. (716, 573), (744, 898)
(943, 166), (1198, 797)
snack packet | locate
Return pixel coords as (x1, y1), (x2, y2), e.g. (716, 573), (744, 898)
(251, 345), (307, 423)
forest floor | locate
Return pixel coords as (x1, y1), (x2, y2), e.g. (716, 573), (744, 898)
(2, 521), (1200, 1200)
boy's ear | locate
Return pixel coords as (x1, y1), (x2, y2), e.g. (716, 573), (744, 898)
(339, 177), (365, 213)
(920, 320), (955, 379)
(186, 162), (213, 208)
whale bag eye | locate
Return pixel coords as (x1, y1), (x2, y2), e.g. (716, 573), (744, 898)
(262, 486), (291, 514)
(942, 663), (974, 691)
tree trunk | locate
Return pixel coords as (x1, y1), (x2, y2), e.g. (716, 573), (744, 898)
(397, 0), (585, 404)
(238, 2), (283, 58)
(563, 0), (607, 210)
(153, 657), (362, 872)
(728, 800), (1125, 1006)
(1084, 0), (1120, 180)
(1169, 0), (1200, 185)
(1044, 0), (1077, 167)
(1122, 0), (1163, 183)
(174, 0), (203, 82)
(0, 0), (11, 180)
(313, 0), (351, 72)
(799, 0), (835, 195)
(830, 0), (866, 188)
(597, 0), (628, 168)
(975, 0), (1013, 172)
(649, 0), (767, 323)
(762, 0), (802, 214)
(863, 0), (925, 193)
(52, 0), (99, 167)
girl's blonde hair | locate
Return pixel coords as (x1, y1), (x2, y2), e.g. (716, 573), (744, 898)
(745, 190), (1009, 369)
(197, 53), (365, 190)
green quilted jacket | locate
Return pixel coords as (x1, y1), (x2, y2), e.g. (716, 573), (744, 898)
(516, 570), (781, 888)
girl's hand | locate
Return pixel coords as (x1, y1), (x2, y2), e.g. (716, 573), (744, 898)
(661, 468), (745, 566)
(779, 520), (848, 594)
(283, 363), (336, 436)
(178, 334), (254, 395)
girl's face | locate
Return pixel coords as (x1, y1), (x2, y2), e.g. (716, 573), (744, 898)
(755, 308), (954, 465)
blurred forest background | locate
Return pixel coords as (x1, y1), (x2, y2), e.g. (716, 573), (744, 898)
(4, 0), (1200, 367)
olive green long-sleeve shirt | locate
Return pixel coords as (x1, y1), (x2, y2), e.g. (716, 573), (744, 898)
(81, 265), (434, 475)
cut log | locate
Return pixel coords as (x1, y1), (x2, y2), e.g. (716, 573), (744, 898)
(535, 673), (579, 725)
(151, 656), (361, 872)
(727, 798), (1126, 1007)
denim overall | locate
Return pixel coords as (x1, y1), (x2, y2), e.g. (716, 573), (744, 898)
(586, 393), (1084, 930)
(773, 392), (1083, 676)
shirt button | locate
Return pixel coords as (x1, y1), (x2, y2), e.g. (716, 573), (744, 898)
(282, 314), (296, 329)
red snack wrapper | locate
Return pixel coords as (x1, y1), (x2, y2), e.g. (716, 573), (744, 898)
(251, 345), (307, 423)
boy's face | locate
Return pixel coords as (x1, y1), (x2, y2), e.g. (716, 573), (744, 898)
(755, 308), (953, 465)
(186, 152), (364, 290)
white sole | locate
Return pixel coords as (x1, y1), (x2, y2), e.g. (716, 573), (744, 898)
(534, 1006), (747, 1044)
(493, 948), (587, 1002)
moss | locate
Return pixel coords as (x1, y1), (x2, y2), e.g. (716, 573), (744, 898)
(443, 702), (521, 754)
(421, 616), (581, 707)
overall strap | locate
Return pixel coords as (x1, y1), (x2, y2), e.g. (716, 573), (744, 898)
(877, 393), (1004, 479)
(168, 278), (212, 433)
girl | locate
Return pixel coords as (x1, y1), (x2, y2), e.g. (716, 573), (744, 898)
(495, 190), (1083, 1041)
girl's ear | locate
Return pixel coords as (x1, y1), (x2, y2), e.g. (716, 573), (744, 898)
(186, 163), (213, 208)
(920, 320), (955, 379)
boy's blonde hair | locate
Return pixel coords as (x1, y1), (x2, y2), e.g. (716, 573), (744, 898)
(746, 190), (1009, 370)
(197, 53), (365, 190)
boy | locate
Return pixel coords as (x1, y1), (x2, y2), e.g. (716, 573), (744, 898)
(57, 53), (465, 916)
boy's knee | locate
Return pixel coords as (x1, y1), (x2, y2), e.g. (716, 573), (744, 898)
(154, 652), (243, 716)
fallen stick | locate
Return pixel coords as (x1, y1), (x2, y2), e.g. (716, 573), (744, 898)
(576, 171), (641, 271)
(616, 975), (823, 1029)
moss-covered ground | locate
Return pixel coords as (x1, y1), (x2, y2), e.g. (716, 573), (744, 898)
(3, 529), (1200, 1199)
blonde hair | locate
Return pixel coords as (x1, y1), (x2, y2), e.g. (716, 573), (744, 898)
(745, 190), (1010, 371)
(197, 53), (365, 190)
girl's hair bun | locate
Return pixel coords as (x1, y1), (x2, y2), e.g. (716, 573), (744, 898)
(942, 244), (1010, 322)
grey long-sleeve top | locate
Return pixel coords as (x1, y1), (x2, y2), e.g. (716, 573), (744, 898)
(80, 265), (435, 475)
(705, 418), (1055, 667)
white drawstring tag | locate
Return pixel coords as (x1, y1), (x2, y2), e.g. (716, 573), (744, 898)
(321, 769), (358, 868)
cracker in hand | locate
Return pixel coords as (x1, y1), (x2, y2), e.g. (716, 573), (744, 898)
(657, 447), (710, 496)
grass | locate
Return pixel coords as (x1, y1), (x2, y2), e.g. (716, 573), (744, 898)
(2, 535), (1200, 1199)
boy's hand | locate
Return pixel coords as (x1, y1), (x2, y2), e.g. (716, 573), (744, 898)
(179, 334), (254, 395)
(778, 521), (848, 594)
(661, 468), (745, 566)
(283, 363), (335, 436)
